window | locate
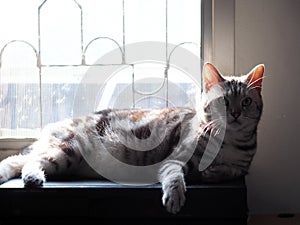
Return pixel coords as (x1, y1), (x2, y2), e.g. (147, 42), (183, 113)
(0, 0), (208, 141)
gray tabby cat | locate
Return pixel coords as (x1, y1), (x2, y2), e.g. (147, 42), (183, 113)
(0, 63), (264, 214)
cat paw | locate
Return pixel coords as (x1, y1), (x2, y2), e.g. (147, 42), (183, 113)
(162, 179), (186, 214)
(0, 167), (11, 184)
(0, 174), (8, 184)
(22, 171), (45, 188)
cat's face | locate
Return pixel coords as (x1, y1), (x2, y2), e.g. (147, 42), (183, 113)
(202, 63), (264, 131)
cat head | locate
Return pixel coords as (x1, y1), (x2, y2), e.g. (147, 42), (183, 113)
(202, 63), (264, 131)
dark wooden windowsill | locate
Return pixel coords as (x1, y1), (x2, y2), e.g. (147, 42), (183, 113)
(0, 178), (248, 225)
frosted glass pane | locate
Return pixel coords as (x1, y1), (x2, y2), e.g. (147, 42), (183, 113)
(0, 43), (40, 137)
(0, 0), (40, 49)
(168, 0), (201, 57)
(79, 0), (123, 64)
(125, 0), (166, 61)
(41, 67), (86, 125)
(39, 0), (82, 65)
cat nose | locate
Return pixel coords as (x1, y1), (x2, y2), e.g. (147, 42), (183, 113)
(231, 111), (241, 119)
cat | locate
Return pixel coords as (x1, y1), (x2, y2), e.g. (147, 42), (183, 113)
(0, 62), (264, 214)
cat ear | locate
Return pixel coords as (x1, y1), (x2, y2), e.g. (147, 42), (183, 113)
(203, 63), (225, 91)
(246, 64), (265, 92)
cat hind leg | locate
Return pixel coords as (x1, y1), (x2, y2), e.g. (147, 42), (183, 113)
(21, 147), (79, 187)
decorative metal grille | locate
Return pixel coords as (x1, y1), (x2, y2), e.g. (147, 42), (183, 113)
(0, 0), (202, 137)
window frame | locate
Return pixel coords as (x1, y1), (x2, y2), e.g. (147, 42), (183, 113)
(0, 0), (215, 151)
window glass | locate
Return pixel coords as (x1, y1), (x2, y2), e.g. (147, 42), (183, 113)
(0, 0), (201, 138)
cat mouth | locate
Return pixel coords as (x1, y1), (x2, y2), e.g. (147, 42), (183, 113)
(229, 119), (241, 125)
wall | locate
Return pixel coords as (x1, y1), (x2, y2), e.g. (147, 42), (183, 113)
(214, 0), (300, 214)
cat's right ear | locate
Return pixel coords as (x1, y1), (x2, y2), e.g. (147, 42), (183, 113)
(203, 63), (225, 91)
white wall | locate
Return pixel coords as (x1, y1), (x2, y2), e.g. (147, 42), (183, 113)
(237, 0), (300, 214)
(214, 0), (300, 214)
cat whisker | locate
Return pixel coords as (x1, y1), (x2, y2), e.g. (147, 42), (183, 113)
(215, 127), (222, 136)
(200, 120), (217, 136)
(205, 119), (224, 137)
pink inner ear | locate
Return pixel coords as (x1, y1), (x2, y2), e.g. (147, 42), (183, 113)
(246, 64), (265, 91)
(203, 63), (224, 91)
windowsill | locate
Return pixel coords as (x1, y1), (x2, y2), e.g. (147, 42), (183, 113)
(0, 177), (246, 189)
(0, 138), (35, 160)
(0, 177), (248, 223)
(0, 137), (36, 150)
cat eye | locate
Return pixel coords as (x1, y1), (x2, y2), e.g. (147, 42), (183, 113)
(242, 97), (252, 106)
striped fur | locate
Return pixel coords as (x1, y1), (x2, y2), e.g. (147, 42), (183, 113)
(0, 63), (264, 214)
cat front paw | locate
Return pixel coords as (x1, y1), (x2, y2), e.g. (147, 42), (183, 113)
(162, 178), (186, 214)
(22, 170), (45, 188)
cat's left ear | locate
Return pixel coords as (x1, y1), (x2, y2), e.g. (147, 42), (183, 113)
(246, 64), (265, 92)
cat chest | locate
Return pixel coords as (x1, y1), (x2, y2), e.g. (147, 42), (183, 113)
(217, 144), (255, 168)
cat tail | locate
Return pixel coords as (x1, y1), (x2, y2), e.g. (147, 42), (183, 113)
(0, 150), (30, 184)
